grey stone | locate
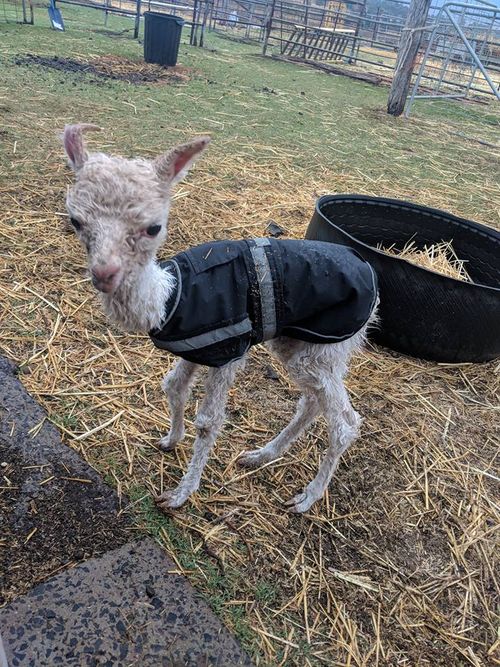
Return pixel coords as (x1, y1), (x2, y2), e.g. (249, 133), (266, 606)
(0, 539), (253, 666)
(0, 632), (8, 667)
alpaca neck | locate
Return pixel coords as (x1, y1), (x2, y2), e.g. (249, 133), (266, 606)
(100, 260), (175, 333)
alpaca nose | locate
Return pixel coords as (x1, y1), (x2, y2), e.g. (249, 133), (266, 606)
(91, 263), (121, 291)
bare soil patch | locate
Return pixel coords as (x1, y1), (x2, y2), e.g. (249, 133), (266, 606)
(14, 54), (192, 85)
(0, 436), (132, 606)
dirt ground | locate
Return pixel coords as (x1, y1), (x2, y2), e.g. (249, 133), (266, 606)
(0, 444), (131, 605)
(14, 54), (192, 85)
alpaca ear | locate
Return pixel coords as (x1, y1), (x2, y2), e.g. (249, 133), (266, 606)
(62, 123), (101, 171)
(154, 136), (210, 185)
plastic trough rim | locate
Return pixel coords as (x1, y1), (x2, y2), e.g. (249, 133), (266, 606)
(315, 194), (500, 293)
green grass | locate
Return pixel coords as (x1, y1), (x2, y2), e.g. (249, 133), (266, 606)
(254, 580), (278, 605)
(1, 4), (499, 225)
(50, 411), (80, 431)
(125, 483), (286, 657)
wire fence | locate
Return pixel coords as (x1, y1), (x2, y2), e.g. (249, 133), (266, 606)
(406, 2), (500, 112)
(55, 0), (198, 38)
(1, 0), (33, 23)
(261, 0), (500, 99)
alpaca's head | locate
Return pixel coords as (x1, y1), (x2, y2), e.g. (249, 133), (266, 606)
(63, 124), (209, 294)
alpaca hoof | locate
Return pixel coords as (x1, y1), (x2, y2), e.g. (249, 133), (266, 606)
(236, 449), (268, 468)
(158, 430), (183, 452)
(284, 490), (318, 514)
(154, 488), (189, 511)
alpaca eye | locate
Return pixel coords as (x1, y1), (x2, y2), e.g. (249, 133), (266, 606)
(146, 224), (161, 237)
(70, 217), (81, 231)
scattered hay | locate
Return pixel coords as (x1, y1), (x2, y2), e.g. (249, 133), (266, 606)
(14, 54), (192, 85)
(380, 240), (473, 282)
(1, 146), (498, 666)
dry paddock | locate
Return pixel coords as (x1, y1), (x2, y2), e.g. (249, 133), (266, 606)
(1, 56), (499, 666)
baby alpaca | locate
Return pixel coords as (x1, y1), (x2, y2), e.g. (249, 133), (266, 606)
(62, 124), (378, 514)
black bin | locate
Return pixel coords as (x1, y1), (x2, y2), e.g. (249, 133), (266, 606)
(144, 12), (184, 67)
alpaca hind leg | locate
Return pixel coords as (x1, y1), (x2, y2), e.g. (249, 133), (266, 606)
(238, 337), (323, 467)
(286, 381), (361, 513)
(237, 391), (320, 467)
(238, 337), (325, 467)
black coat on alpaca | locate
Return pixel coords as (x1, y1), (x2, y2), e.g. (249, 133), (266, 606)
(149, 238), (378, 367)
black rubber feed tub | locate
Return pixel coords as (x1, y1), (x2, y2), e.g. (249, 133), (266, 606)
(306, 195), (500, 363)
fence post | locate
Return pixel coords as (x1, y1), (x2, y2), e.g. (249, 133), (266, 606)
(350, 0), (365, 64)
(371, 6), (380, 47)
(262, 0), (277, 55)
(134, 0), (142, 39)
(200, 0), (211, 47)
(387, 0), (431, 116)
(303, 1), (309, 59)
(191, 0), (198, 46)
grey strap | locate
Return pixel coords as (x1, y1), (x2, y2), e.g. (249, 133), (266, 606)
(249, 238), (277, 341)
(160, 317), (253, 352)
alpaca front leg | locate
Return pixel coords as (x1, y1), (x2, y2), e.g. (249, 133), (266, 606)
(155, 360), (242, 511)
(159, 359), (199, 451)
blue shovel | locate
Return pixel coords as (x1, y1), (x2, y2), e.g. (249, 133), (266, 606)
(48, 0), (65, 30)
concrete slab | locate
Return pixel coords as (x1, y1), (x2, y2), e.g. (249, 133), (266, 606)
(0, 632), (8, 667)
(0, 539), (253, 667)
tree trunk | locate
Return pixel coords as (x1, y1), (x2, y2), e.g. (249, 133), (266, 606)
(387, 0), (432, 116)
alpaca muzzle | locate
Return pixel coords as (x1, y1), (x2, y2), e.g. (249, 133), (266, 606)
(91, 263), (122, 293)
